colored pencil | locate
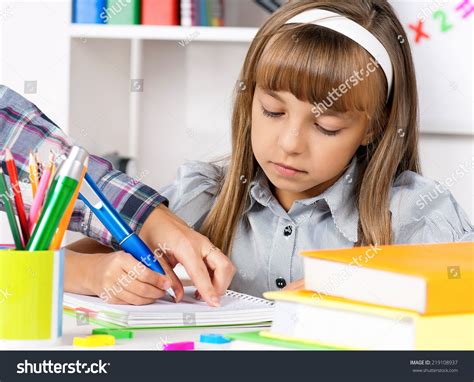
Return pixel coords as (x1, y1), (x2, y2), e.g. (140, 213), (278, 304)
(29, 151), (39, 199)
(48, 150), (57, 189)
(27, 148), (87, 251)
(34, 151), (43, 180)
(4, 148), (29, 244)
(0, 168), (24, 249)
(49, 157), (88, 250)
(28, 152), (53, 234)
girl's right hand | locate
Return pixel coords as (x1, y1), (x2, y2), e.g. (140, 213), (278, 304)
(65, 249), (183, 305)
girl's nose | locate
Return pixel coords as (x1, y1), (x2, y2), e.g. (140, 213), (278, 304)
(278, 122), (306, 155)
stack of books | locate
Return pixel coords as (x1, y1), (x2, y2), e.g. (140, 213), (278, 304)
(264, 242), (474, 350)
(72, 0), (224, 27)
(227, 242), (474, 350)
(180, 0), (224, 27)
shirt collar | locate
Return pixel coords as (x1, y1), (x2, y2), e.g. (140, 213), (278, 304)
(248, 157), (360, 243)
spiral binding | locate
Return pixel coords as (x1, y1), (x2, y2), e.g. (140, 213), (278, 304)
(225, 290), (274, 306)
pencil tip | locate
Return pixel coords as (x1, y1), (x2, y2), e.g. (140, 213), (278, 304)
(5, 148), (12, 159)
(167, 288), (177, 300)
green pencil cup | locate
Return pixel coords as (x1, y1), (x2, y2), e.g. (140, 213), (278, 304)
(0, 249), (64, 348)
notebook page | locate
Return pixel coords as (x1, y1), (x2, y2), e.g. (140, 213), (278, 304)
(64, 286), (274, 317)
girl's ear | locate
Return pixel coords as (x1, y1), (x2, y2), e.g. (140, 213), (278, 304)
(361, 129), (374, 146)
(361, 115), (374, 146)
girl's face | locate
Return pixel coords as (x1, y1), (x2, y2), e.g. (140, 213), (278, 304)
(251, 85), (370, 209)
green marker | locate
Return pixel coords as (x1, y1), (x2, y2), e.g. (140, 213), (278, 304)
(92, 328), (134, 339)
(27, 146), (88, 251)
(42, 147), (87, 213)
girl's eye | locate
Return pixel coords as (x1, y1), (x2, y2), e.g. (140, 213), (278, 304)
(315, 123), (340, 136)
(261, 106), (283, 118)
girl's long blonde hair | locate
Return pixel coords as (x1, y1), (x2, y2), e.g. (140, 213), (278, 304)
(201, 0), (420, 253)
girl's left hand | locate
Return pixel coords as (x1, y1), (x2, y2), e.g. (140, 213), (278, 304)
(283, 278), (304, 291)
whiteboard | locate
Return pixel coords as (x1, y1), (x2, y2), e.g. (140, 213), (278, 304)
(391, 0), (473, 135)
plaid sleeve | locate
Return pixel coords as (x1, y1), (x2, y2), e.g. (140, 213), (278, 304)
(0, 85), (168, 248)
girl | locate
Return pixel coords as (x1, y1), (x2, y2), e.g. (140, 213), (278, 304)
(29, 0), (474, 301)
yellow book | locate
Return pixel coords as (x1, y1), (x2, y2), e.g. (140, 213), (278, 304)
(263, 290), (474, 350)
(301, 242), (474, 315)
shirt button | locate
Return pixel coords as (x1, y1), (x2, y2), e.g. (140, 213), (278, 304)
(275, 277), (287, 289)
(283, 226), (293, 236)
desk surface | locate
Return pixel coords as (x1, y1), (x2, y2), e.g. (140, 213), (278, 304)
(21, 314), (266, 351)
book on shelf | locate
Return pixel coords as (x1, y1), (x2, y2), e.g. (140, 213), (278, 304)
(72, 0), (107, 24)
(181, 0), (224, 27)
(142, 0), (180, 25)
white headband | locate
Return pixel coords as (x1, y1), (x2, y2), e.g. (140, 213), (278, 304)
(285, 9), (393, 101)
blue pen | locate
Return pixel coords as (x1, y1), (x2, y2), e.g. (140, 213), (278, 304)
(78, 173), (175, 299)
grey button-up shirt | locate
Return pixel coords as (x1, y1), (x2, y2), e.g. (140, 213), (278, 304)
(159, 158), (473, 298)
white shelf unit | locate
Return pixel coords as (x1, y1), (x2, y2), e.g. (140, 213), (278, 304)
(70, 24), (258, 42)
(67, 24), (259, 190)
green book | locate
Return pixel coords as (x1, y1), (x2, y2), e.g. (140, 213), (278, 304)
(225, 331), (339, 350)
(106, 0), (140, 24)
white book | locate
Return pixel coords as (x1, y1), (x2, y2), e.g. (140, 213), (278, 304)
(264, 291), (474, 350)
(64, 286), (274, 328)
(180, 0), (192, 26)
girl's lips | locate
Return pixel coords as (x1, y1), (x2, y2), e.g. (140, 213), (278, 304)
(271, 162), (305, 177)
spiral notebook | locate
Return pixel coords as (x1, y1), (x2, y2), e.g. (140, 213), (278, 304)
(64, 287), (275, 328)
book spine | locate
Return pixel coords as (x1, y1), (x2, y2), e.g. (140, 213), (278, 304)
(206, 0), (212, 27)
(142, 0), (179, 25)
(210, 0), (224, 27)
(180, 0), (192, 26)
(73, 0), (107, 24)
(192, 0), (199, 26)
(193, 0), (201, 26)
(200, 0), (208, 26)
(106, 0), (140, 25)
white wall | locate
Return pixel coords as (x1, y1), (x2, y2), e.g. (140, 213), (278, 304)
(0, 0), (71, 128)
(419, 134), (474, 219)
(0, 0), (72, 244)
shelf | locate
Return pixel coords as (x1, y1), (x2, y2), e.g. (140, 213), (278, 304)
(69, 24), (257, 43)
